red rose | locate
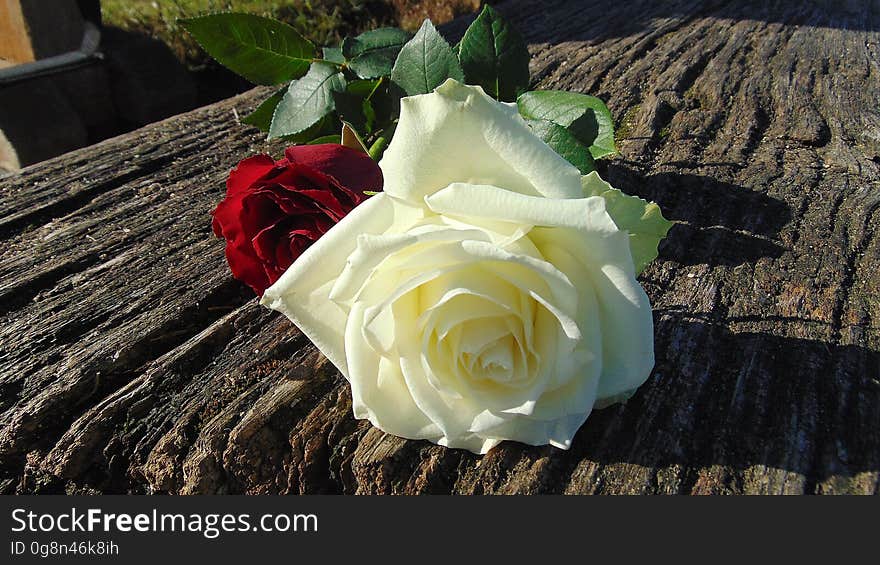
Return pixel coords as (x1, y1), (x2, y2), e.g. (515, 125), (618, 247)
(212, 144), (383, 296)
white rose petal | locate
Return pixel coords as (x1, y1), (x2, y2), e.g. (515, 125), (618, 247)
(380, 80), (584, 202)
(262, 80), (656, 454)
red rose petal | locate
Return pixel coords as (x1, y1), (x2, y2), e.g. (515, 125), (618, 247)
(255, 187), (313, 216)
(284, 144), (383, 195)
(226, 155), (276, 196)
(222, 236), (271, 295)
(211, 192), (245, 241)
(295, 188), (347, 219)
(213, 145), (384, 297)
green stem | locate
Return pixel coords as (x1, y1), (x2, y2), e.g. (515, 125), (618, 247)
(366, 76), (385, 101)
(368, 136), (388, 161)
(311, 58), (346, 69)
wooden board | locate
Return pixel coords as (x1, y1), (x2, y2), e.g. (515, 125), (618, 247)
(0, 0), (878, 494)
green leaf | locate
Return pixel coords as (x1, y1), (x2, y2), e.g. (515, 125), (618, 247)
(345, 78), (382, 97)
(274, 115), (335, 143)
(333, 93), (373, 135)
(241, 90), (284, 132)
(518, 90), (617, 159)
(390, 20), (464, 96)
(581, 172), (673, 274)
(333, 79), (381, 135)
(180, 13), (315, 85)
(342, 27), (412, 79)
(308, 134), (343, 144)
(322, 46), (345, 64)
(363, 101), (377, 132)
(366, 81), (396, 125)
(526, 119), (596, 174)
(269, 62), (346, 139)
(457, 5), (530, 102)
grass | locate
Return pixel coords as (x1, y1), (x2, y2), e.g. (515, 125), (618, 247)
(102, 0), (481, 69)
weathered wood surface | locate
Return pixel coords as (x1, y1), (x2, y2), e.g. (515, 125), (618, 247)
(0, 0), (878, 494)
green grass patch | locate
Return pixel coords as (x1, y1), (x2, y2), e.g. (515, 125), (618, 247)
(615, 103), (641, 141)
(102, 0), (481, 69)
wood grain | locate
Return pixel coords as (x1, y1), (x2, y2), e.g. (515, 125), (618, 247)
(0, 0), (878, 494)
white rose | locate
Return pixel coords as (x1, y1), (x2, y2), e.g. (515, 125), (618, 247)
(261, 80), (658, 454)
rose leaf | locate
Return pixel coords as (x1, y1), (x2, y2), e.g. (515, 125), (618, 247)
(391, 19), (464, 96)
(581, 172), (674, 274)
(307, 134), (343, 144)
(241, 89), (285, 132)
(526, 118), (596, 174)
(457, 5), (530, 102)
(518, 90), (617, 159)
(333, 92), (375, 135)
(180, 14), (316, 86)
(270, 62), (347, 139)
(270, 115), (335, 144)
(322, 46), (345, 64)
(342, 27), (412, 79)
(333, 79), (382, 135)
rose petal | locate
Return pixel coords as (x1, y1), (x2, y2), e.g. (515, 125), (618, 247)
(222, 236), (271, 295)
(425, 182), (619, 234)
(379, 80), (583, 204)
(285, 144), (383, 195)
(261, 193), (399, 376)
(530, 227), (654, 404)
(225, 154), (276, 197)
(345, 301), (444, 442)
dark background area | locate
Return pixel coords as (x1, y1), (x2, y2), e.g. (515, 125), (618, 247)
(0, 0), (483, 172)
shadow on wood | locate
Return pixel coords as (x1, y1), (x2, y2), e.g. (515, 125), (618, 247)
(605, 166), (791, 267)
(576, 316), (880, 483)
